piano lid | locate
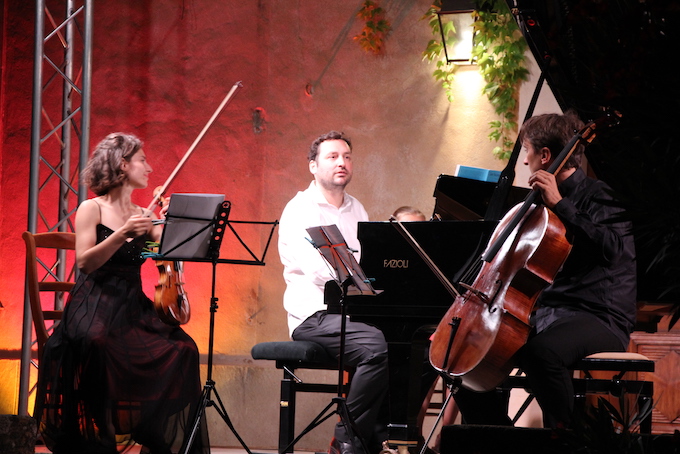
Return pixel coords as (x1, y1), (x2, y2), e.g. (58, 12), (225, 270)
(432, 174), (530, 221)
(510, 1), (680, 304)
(510, 0), (679, 122)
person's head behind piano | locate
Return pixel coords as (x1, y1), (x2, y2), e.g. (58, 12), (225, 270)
(392, 206), (426, 222)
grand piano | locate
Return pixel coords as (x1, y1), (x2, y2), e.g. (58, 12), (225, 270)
(343, 0), (680, 444)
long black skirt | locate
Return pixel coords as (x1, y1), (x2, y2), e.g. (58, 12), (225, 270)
(35, 263), (208, 454)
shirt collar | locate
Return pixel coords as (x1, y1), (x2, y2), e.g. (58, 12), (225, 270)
(307, 181), (351, 210)
(558, 167), (585, 197)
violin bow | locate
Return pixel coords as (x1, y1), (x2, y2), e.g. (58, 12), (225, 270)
(146, 81), (243, 213)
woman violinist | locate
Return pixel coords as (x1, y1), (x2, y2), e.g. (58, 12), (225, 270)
(35, 133), (208, 454)
(451, 112), (637, 429)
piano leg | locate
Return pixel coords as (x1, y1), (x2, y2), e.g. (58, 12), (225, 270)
(385, 333), (438, 454)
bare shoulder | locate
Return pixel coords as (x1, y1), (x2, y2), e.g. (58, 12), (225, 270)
(75, 198), (102, 226)
(77, 198), (100, 214)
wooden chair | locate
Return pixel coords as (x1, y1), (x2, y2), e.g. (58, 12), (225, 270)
(22, 231), (76, 360)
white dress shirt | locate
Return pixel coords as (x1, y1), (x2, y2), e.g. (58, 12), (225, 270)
(278, 181), (369, 336)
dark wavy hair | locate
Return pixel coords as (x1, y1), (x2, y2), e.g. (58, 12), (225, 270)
(81, 133), (143, 195)
(308, 130), (352, 162)
(518, 110), (585, 170)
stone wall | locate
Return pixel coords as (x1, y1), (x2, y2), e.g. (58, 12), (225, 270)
(0, 1), (558, 450)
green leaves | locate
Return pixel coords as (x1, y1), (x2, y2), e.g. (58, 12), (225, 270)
(421, 0), (528, 160)
(354, 0), (392, 54)
(432, 61), (459, 103)
(356, 0), (529, 159)
(473, 0), (528, 159)
(421, 1), (459, 102)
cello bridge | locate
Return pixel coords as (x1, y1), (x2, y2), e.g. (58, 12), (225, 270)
(458, 282), (490, 305)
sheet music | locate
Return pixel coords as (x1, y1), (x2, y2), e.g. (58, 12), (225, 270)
(306, 224), (380, 296)
(159, 193), (224, 259)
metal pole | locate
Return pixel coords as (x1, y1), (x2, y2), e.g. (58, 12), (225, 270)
(19, 0), (47, 416)
(80, 0), (93, 204)
(19, 0), (92, 415)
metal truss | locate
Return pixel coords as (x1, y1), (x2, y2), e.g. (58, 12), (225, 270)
(18, 0), (93, 415)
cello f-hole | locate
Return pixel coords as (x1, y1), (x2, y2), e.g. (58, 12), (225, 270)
(488, 279), (503, 312)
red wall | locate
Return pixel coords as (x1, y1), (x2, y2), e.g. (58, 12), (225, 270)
(0, 4), (507, 439)
(0, 0), (278, 411)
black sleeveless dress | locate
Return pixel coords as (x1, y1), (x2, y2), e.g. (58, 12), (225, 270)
(35, 225), (208, 454)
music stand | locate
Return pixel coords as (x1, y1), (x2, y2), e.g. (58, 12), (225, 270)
(150, 194), (279, 454)
(159, 193), (226, 259)
(280, 224), (381, 454)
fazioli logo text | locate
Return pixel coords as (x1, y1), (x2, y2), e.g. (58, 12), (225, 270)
(384, 259), (409, 268)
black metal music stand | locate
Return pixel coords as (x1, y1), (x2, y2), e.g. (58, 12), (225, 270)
(279, 225), (381, 454)
(150, 196), (279, 454)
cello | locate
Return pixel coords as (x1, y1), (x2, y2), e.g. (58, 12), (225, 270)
(394, 115), (617, 392)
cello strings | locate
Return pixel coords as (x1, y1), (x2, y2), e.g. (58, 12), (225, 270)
(458, 258), (483, 290)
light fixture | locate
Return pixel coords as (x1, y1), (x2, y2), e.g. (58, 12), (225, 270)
(437, 0), (476, 64)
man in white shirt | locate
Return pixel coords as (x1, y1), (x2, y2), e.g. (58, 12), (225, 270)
(278, 131), (388, 454)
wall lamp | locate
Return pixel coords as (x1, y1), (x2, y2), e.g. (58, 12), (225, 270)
(437, 0), (477, 64)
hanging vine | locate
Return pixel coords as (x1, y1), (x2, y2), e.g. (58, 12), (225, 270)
(422, 2), (459, 102)
(354, 0), (392, 55)
(472, 0), (529, 159)
(353, 0), (527, 159)
(422, 0), (528, 159)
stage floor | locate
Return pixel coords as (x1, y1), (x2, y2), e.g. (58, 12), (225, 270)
(35, 448), (287, 454)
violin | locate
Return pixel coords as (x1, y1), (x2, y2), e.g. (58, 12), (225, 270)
(153, 192), (190, 325)
(155, 258), (191, 325)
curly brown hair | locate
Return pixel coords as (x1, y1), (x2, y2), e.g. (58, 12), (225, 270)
(518, 110), (585, 170)
(81, 133), (143, 195)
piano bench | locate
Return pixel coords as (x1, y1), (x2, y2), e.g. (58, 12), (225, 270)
(500, 352), (654, 433)
(251, 341), (349, 453)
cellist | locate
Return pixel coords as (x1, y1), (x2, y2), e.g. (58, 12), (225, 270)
(451, 111), (637, 429)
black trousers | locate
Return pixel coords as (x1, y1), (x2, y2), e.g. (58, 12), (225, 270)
(517, 310), (625, 427)
(453, 310), (625, 428)
(292, 311), (389, 451)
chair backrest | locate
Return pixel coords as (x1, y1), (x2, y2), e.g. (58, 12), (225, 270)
(22, 231), (76, 359)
